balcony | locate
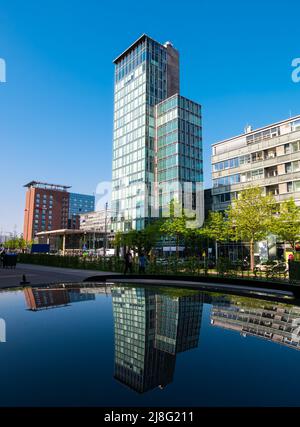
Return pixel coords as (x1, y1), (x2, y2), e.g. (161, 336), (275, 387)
(212, 129), (300, 163)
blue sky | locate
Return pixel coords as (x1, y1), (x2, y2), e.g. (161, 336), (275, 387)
(0, 0), (299, 234)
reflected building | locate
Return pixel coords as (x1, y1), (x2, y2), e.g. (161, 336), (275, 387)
(155, 294), (203, 354)
(67, 288), (96, 304)
(112, 287), (203, 393)
(211, 297), (300, 350)
(24, 287), (95, 311)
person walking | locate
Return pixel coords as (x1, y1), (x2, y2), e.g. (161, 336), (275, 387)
(124, 250), (133, 274)
(139, 252), (147, 274)
(0, 247), (6, 268)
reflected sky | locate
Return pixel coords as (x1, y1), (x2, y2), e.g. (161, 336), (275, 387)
(0, 283), (299, 406)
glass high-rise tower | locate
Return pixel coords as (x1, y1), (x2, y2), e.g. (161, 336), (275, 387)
(112, 34), (203, 231)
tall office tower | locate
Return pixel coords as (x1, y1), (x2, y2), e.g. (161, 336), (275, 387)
(155, 94), (202, 214)
(112, 34), (203, 232)
(112, 287), (176, 393)
(155, 293), (203, 354)
(111, 286), (204, 393)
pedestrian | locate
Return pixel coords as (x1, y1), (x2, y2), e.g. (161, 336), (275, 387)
(139, 252), (147, 274)
(124, 250), (133, 274)
(0, 247), (6, 268)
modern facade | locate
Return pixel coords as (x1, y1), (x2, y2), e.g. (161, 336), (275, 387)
(23, 181), (95, 241)
(68, 192), (95, 229)
(111, 34), (203, 232)
(155, 94), (203, 214)
(155, 293), (203, 354)
(211, 115), (300, 211)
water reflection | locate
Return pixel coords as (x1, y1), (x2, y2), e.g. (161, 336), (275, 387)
(20, 284), (300, 397)
(24, 286), (96, 310)
(211, 296), (300, 350)
(111, 287), (204, 393)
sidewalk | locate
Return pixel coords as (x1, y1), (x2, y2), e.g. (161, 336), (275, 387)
(0, 263), (120, 288)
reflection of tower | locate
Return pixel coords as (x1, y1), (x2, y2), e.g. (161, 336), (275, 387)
(211, 297), (300, 351)
(112, 287), (176, 393)
(112, 287), (204, 393)
(155, 293), (203, 354)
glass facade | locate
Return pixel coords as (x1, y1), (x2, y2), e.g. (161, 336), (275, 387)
(112, 287), (176, 393)
(112, 35), (202, 231)
(69, 192), (95, 218)
(156, 94), (202, 209)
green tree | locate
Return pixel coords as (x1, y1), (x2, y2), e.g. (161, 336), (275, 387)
(200, 211), (231, 242)
(112, 231), (123, 257)
(17, 238), (27, 251)
(199, 211), (232, 261)
(160, 200), (190, 257)
(227, 186), (276, 270)
(112, 222), (162, 257)
(270, 198), (300, 252)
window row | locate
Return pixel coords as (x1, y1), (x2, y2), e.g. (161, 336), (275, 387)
(114, 117), (146, 138)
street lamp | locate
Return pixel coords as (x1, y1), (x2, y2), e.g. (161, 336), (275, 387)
(104, 202), (108, 256)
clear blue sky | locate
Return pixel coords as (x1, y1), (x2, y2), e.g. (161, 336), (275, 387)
(0, 0), (299, 234)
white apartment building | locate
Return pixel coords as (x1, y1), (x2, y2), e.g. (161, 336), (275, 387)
(79, 210), (112, 233)
(212, 115), (300, 211)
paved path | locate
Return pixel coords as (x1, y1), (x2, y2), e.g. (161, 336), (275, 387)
(0, 264), (119, 288)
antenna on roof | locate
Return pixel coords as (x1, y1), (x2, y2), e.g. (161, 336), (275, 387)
(244, 124), (253, 134)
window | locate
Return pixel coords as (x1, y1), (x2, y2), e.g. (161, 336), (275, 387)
(252, 151), (263, 162)
(285, 163), (292, 174)
(266, 185), (279, 196)
(252, 169), (264, 180)
(247, 127), (280, 144)
(239, 154), (251, 165)
(284, 143), (291, 154)
(265, 149), (276, 160)
(287, 182), (293, 193)
(294, 181), (300, 192)
(293, 161), (300, 172)
(292, 140), (300, 153)
(291, 120), (300, 132)
(270, 168), (277, 177)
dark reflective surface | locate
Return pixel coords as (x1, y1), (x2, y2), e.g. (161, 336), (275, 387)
(0, 283), (300, 406)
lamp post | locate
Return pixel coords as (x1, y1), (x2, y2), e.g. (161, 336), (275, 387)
(104, 202), (108, 256)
